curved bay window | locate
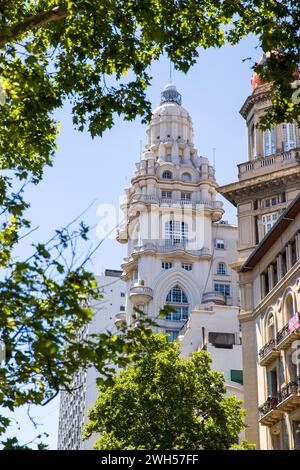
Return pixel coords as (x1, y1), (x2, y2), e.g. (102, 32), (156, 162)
(165, 220), (188, 246)
(166, 285), (189, 321)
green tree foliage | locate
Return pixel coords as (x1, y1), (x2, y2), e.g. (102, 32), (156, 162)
(84, 333), (247, 450)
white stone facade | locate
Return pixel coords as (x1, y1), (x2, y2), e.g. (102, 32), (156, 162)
(118, 85), (240, 339)
(117, 84), (243, 407)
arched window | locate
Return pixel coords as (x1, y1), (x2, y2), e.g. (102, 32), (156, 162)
(166, 285), (189, 321)
(263, 127), (276, 156)
(266, 314), (275, 342)
(165, 220), (188, 246)
(285, 294), (294, 321)
(181, 172), (192, 182)
(282, 122), (296, 151)
(217, 262), (227, 275)
(162, 170), (172, 179)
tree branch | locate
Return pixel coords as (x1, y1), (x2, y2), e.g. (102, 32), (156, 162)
(0, 5), (71, 49)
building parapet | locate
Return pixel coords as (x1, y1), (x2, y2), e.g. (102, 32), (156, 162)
(238, 148), (300, 181)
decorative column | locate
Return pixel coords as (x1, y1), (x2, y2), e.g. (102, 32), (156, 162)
(261, 273), (267, 298)
(268, 265), (274, 291)
(277, 254), (283, 281)
(286, 243), (292, 272)
(296, 233), (300, 260)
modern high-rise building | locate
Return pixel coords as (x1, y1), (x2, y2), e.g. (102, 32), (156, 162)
(57, 270), (126, 450)
(219, 56), (300, 449)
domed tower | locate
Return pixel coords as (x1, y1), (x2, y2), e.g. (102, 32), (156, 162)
(219, 56), (300, 264)
(117, 84), (238, 336)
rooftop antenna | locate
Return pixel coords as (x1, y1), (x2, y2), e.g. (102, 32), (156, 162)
(169, 60), (173, 84)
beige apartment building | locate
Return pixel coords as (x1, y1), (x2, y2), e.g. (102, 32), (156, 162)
(239, 195), (300, 450)
(219, 58), (300, 449)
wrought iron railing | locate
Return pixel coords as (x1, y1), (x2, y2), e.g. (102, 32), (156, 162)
(258, 396), (279, 420)
(258, 338), (277, 362)
(278, 377), (300, 404)
(276, 323), (289, 345)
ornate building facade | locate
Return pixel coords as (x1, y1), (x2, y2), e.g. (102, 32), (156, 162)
(117, 84), (243, 401)
(117, 84), (240, 336)
(239, 195), (300, 450)
(219, 58), (300, 449)
(219, 63), (300, 263)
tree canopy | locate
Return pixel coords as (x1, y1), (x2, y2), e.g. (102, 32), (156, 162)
(84, 333), (247, 450)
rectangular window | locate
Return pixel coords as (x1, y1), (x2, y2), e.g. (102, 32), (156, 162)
(120, 306), (125, 312)
(208, 332), (235, 349)
(214, 283), (230, 297)
(162, 191), (172, 199)
(162, 261), (173, 270)
(165, 220), (188, 246)
(263, 127), (276, 156)
(166, 306), (189, 321)
(181, 192), (191, 200)
(262, 211), (279, 236)
(215, 239), (225, 249)
(283, 122), (296, 151)
(271, 196), (277, 206)
(267, 369), (278, 397)
(230, 369), (243, 385)
(182, 263), (192, 271)
(291, 239), (297, 266)
(120, 292), (126, 297)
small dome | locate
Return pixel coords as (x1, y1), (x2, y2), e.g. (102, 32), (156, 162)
(251, 54), (268, 92)
(251, 71), (267, 92)
(160, 83), (182, 105)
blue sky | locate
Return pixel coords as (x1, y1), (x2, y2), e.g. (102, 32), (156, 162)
(4, 35), (260, 449)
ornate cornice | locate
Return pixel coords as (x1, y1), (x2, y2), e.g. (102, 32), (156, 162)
(239, 87), (273, 119)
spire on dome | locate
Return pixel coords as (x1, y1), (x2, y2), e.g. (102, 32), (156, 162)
(160, 83), (182, 105)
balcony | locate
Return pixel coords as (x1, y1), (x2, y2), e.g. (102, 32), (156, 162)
(115, 311), (126, 328)
(129, 285), (153, 304)
(202, 291), (226, 305)
(276, 317), (300, 351)
(158, 243), (211, 257)
(277, 378), (300, 412)
(238, 148), (300, 181)
(258, 397), (283, 426)
(159, 198), (223, 210)
(258, 338), (280, 367)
